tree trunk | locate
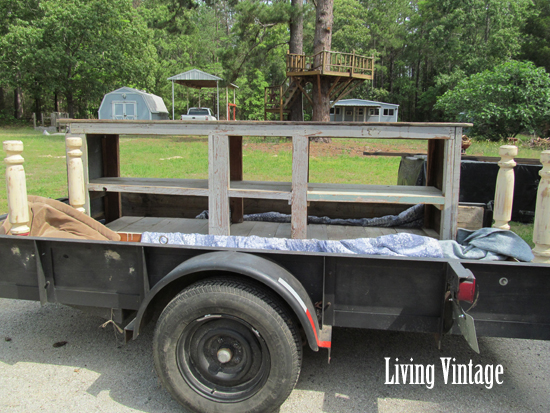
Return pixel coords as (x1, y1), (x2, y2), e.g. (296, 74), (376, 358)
(288, 0), (303, 122)
(66, 91), (75, 119)
(34, 96), (41, 118)
(312, 0), (333, 123)
(14, 87), (22, 119)
(0, 87), (4, 113)
(54, 92), (59, 112)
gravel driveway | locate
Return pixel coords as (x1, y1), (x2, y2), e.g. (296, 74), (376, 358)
(1, 298), (548, 413)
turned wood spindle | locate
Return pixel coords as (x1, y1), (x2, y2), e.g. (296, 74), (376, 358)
(66, 136), (86, 213)
(532, 150), (550, 264)
(493, 145), (517, 230)
(3, 140), (30, 235)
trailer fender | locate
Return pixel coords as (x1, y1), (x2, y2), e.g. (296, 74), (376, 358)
(131, 251), (326, 351)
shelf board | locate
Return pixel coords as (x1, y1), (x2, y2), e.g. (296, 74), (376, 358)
(307, 183), (445, 205)
(87, 178), (292, 200)
(229, 181), (291, 200)
(88, 178), (443, 206)
(88, 177), (208, 196)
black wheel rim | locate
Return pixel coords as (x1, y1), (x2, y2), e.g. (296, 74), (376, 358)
(176, 314), (271, 402)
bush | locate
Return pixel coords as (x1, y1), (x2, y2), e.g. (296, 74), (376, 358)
(435, 61), (550, 141)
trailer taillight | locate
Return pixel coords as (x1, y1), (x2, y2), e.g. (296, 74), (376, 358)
(457, 279), (476, 303)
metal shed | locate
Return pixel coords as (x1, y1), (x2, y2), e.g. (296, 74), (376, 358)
(330, 99), (399, 122)
(98, 87), (169, 120)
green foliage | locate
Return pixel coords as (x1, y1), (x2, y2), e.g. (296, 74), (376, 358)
(235, 69), (269, 120)
(521, 0), (550, 73)
(0, 0), (546, 124)
(436, 60), (550, 141)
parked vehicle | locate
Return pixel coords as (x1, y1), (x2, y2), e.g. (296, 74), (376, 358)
(1, 120), (549, 413)
(180, 107), (217, 120)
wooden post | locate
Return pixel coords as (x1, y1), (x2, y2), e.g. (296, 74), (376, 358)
(3, 141), (30, 235)
(291, 135), (309, 239)
(66, 136), (86, 213)
(208, 133), (230, 236)
(40, 112), (44, 126)
(32, 113), (36, 128)
(493, 145), (517, 230)
(532, 150), (550, 263)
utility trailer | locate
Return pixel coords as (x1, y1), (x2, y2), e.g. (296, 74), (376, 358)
(1, 121), (550, 413)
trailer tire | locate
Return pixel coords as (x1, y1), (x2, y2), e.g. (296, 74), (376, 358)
(153, 277), (302, 413)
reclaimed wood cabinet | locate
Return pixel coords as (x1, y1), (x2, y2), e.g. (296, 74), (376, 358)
(67, 120), (467, 240)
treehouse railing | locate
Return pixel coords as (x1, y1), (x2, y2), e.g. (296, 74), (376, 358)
(286, 50), (375, 77)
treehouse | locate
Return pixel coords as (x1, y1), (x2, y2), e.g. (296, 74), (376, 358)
(265, 50), (375, 120)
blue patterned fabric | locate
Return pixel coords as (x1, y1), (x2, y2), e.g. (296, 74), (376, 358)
(141, 232), (444, 258)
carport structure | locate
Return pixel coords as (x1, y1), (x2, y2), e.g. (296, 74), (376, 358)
(168, 69), (238, 120)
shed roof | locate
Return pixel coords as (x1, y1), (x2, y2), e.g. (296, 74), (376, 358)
(332, 99), (399, 108)
(167, 69), (237, 89)
(110, 87), (168, 113)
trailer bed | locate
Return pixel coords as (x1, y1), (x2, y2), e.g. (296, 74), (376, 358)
(106, 217), (435, 240)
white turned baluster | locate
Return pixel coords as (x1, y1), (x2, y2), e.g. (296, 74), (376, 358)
(66, 136), (86, 213)
(532, 150), (550, 263)
(3, 141), (30, 235)
(493, 145), (517, 230)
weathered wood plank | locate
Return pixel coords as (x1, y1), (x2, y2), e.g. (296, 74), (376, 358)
(395, 227), (426, 236)
(106, 216), (144, 231)
(457, 205), (484, 230)
(439, 127), (462, 239)
(88, 177), (209, 196)
(154, 217), (205, 234)
(208, 134), (230, 235)
(307, 224), (328, 240)
(364, 227), (384, 238)
(229, 181), (292, 200)
(250, 221), (279, 238)
(171, 218), (209, 234)
(275, 223), (291, 239)
(119, 217), (164, 233)
(291, 135), (309, 239)
(327, 225), (351, 240)
(378, 227), (397, 235)
(342, 226), (369, 239)
(230, 221), (257, 237)
(307, 183), (444, 205)
(69, 120), (468, 140)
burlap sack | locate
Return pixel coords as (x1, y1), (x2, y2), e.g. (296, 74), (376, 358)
(1, 196), (120, 241)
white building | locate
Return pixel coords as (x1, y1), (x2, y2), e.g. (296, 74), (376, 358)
(330, 99), (399, 122)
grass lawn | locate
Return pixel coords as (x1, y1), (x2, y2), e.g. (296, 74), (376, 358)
(0, 126), (542, 246)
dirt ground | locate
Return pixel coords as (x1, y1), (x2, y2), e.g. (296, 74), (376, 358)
(243, 139), (426, 158)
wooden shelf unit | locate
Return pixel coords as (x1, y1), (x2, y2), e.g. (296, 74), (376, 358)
(67, 120), (469, 240)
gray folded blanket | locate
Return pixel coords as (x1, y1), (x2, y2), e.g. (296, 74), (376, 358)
(439, 227), (534, 261)
(195, 203), (424, 228)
